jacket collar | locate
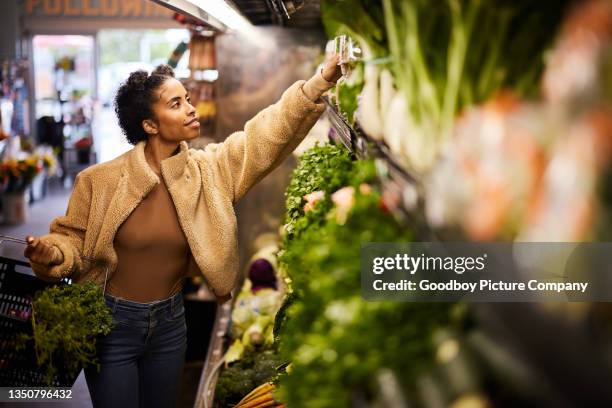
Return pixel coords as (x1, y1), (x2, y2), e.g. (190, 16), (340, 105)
(124, 140), (191, 196)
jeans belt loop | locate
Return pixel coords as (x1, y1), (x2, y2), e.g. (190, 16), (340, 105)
(111, 295), (118, 314)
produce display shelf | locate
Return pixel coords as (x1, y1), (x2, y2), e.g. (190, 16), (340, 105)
(323, 96), (418, 186)
(324, 95), (612, 406)
(323, 96), (355, 153)
(194, 301), (232, 408)
(323, 96), (435, 238)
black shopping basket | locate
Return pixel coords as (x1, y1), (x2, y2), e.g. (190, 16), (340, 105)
(0, 255), (78, 387)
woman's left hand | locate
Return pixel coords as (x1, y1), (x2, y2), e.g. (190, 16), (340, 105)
(321, 54), (343, 84)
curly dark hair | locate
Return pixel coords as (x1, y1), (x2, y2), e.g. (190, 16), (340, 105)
(114, 64), (175, 145)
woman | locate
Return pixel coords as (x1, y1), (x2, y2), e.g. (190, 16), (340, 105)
(24, 55), (342, 408)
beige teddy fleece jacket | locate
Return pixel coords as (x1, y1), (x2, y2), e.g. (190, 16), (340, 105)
(31, 72), (333, 299)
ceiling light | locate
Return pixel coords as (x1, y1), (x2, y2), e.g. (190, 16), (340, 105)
(153, 0), (251, 33)
(185, 0), (251, 31)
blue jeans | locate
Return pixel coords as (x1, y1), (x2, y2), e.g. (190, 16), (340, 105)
(84, 292), (187, 408)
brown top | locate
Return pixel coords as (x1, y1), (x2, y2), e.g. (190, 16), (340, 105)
(108, 172), (190, 302)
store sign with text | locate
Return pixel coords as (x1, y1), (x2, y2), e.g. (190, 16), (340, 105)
(25, 0), (174, 19)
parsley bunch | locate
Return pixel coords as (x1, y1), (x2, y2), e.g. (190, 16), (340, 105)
(18, 281), (113, 385)
(276, 190), (458, 407)
(283, 143), (354, 241)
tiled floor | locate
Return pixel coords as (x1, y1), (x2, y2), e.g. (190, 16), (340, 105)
(0, 179), (206, 407)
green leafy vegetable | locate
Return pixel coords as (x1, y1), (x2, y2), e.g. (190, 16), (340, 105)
(381, 0), (573, 171)
(321, 0), (387, 58)
(276, 189), (459, 407)
(214, 350), (284, 407)
(283, 143), (354, 241)
(18, 281), (113, 385)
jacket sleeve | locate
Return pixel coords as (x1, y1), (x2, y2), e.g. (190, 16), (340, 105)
(30, 173), (91, 281)
(209, 73), (332, 203)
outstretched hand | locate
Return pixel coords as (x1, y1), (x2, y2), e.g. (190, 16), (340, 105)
(321, 54), (343, 84)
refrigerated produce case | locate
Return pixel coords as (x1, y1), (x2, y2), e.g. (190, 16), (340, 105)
(149, 0), (612, 406)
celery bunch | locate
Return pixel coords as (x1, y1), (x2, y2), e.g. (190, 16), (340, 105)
(382, 0), (572, 171)
(323, 0), (572, 172)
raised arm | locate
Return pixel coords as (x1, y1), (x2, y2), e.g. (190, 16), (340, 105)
(208, 57), (341, 203)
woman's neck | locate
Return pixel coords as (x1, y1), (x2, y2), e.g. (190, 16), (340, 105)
(144, 137), (180, 175)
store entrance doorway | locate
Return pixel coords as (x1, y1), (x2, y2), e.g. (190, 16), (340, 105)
(32, 34), (96, 183)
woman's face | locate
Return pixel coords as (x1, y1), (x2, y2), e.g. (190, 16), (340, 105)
(147, 77), (200, 142)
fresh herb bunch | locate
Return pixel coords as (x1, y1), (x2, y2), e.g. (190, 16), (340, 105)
(277, 157), (376, 338)
(283, 150), (378, 251)
(276, 189), (459, 407)
(18, 281), (113, 385)
(283, 143), (354, 241)
(215, 350), (284, 407)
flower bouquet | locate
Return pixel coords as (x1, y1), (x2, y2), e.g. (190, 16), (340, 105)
(0, 156), (43, 194)
(0, 155), (43, 224)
